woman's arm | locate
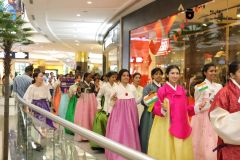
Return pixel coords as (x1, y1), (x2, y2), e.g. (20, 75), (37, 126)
(153, 87), (165, 116)
(96, 86), (105, 110)
(210, 107), (240, 145)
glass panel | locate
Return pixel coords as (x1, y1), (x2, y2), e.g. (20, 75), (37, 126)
(229, 24), (240, 62)
(130, 0), (240, 87)
(15, 100), (98, 160)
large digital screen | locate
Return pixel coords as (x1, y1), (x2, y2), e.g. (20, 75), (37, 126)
(1, 0), (22, 20)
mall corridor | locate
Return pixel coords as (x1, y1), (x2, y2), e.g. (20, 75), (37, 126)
(1, 0), (240, 160)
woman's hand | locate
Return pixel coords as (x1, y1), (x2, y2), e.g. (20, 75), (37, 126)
(111, 93), (117, 102)
(199, 98), (208, 111)
(148, 90), (155, 96)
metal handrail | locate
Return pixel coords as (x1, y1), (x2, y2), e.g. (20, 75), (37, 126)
(16, 94), (155, 160)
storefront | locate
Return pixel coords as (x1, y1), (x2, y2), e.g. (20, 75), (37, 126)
(103, 23), (121, 73)
(88, 52), (103, 74)
(123, 0), (240, 86)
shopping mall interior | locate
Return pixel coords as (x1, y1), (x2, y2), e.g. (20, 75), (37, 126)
(1, 0), (240, 159)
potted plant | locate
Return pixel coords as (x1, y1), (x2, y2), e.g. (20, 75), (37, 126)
(0, 1), (33, 159)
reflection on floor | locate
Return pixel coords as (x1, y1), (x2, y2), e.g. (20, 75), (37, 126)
(0, 96), (17, 160)
(0, 95), (106, 160)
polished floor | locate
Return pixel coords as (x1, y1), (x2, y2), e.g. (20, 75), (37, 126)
(0, 86), (106, 160)
(0, 97), (17, 160)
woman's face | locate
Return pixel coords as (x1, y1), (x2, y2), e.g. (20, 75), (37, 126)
(85, 74), (93, 83)
(204, 66), (216, 81)
(152, 71), (162, 83)
(75, 76), (81, 83)
(103, 75), (108, 82)
(109, 75), (117, 83)
(133, 74), (141, 86)
(121, 72), (130, 84)
(168, 68), (180, 84)
(35, 73), (43, 84)
(231, 68), (240, 84)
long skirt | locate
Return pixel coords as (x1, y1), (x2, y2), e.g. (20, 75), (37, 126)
(74, 93), (97, 141)
(58, 93), (69, 118)
(32, 99), (54, 128)
(191, 110), (217, 160)
(65, 95), (78, 135)
(139, 106), (153, 153)
(148, 116), (193, 160)
(105, 99), (141, 160)
(53, 86), (61, 115)
(90, 110), (108, 149)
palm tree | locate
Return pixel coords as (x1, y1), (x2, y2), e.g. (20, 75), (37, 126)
(0, 2), (33, 159)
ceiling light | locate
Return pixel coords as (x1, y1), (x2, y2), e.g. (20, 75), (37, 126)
(76, 43), (79, 46)
(237, 7), (240, 18)
(76, 14), (81, 17)
(87, 1), (92, 4)
(202, 23), (207, 27)
(75, 40), (79, 42)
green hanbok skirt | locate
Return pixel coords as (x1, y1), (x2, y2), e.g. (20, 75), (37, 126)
(139, 106), (154, 153)
(65, 95), (78, 135)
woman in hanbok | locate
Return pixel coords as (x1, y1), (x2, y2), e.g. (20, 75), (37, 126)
(132, 72), (144, 121)
(105, 69), (141, 160)
(148, 65), (204, 160)
(139, 67), (163, 153)
(90, 71), (118, 149)
(58, 75), (74, 118)
(209, 61), (240, 160)
(74, 72), (97, 141)
(96, 71), (118, 114)
(23, 71), (54, 128)
(65, 75), (81, 134)
(52, 74), (62, 115)
(191, 63), (222, 160)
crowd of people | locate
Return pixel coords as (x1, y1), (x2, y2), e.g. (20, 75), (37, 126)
(10, 61), (240, 160)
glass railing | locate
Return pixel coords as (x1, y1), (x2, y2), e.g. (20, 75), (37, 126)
(15, 95), (154, 160)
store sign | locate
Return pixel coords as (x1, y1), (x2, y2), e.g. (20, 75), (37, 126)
(12, 52), (29, 59)
(0, 51), (29, 59)
(130, 57), (135, 63)
(130, 57), (143, 63)
(136, 57), (143, 63)
(157, 38), (170, 55)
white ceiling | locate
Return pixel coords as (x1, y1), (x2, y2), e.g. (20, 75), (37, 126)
(22, 0), (153, 53)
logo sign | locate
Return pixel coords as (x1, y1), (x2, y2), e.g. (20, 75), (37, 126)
(130, 57), (143, 63)
(0, 52), (29, 59)
(136, 57), (143, 63)
(157, 38), (170, 55)
(130, 57), (135, 63)
(12, 52), (29, 59)
(178, 3), (185, 11)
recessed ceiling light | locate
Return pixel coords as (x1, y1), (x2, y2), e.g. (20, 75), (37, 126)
(76, 14), (81, 17)
(87, 1), (92, 4)
(76, 43), (79, 46)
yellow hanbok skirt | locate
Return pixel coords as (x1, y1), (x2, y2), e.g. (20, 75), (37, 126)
(148, 98), (194, 160)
